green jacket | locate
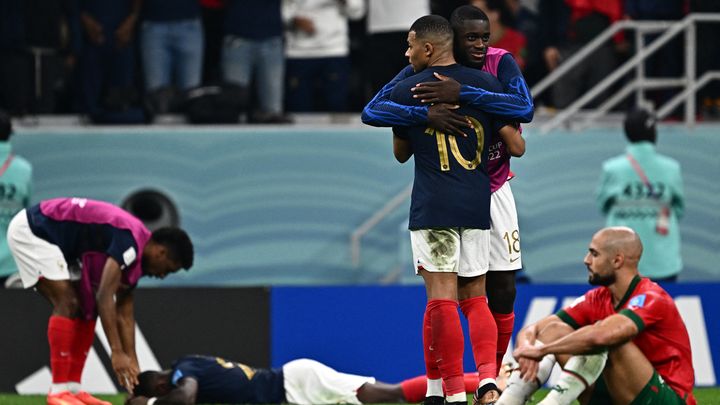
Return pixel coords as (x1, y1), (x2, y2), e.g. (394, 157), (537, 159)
(0, 142), (32, 278)
(596, 142), (684, 279)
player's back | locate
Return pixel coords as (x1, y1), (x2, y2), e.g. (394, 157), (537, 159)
(172, 355), (285, 404)
(390, 64), (503, 229)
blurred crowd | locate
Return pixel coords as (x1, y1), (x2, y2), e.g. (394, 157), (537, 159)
(0, 0), (719, 123)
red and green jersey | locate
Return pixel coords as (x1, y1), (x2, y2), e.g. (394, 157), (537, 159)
(557, 276), (696, 405)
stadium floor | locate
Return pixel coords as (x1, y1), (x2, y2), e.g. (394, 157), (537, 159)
(1, 389), (719, 405)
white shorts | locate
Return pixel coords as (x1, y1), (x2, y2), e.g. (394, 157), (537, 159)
(410, 228), (489, 278)
(6, 210), (74, 288)
(282, 359), (375, 405)
(489, 182), (522, 271)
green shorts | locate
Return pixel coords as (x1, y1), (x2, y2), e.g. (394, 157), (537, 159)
(588, 371), (685, 405)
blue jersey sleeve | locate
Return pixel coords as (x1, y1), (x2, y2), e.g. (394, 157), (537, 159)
(361, 65), (429, 127)
(458, 54), (534, 123)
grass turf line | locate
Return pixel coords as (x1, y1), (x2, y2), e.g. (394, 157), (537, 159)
(1, 389), (719, 405)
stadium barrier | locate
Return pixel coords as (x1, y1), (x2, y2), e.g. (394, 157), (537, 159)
(12, 124), (720, 284)
(2, 284), (716, 393)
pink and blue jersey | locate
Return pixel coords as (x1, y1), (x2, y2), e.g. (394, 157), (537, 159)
(27, 198), (151, 318)
(483, 48), (513, 193)
(361, 47), (530, 192)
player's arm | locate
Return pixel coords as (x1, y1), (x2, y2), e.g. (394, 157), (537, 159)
(519, 314), (638, 360)
(97, 257), (139, 392)
(392, 128), (413, 163)
(413, 55), (534, 122)
(117, 288), (139, 380)
(126, 377), (199, 405)
(512, 315), (562, 381)
(498, 124), (525, 157)
(361, 66), (430, 127)
(463, 56), (533, 122)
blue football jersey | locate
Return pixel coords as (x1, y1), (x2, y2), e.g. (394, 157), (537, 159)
(171, 355), (285, 404)
(390, 64), (503, 229)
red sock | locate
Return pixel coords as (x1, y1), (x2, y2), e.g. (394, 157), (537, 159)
(400, 371), (481, 402)
(400, 375), (428, 403)
(427, 299), (464, 395)
(48, 316), (76, 384)
(460, 297), (498, 381)
(422, 308), (441, 379)
(69, 319), (96, 383)
(463, 372), (480, 393)
(492, 310), (515, 373)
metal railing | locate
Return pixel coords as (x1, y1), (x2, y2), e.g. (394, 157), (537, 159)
(531, 13), (720, 133)
(350, 183), (412, 267)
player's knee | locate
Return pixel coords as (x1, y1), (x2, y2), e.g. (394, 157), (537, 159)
(537, 321), (573, 342)
(53, 290), (81, 317)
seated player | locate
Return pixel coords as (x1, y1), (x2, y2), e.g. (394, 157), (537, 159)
(127, 355), (483, 405)
(497, 227), (696, 405)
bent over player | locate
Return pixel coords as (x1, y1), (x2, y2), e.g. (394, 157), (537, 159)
(497, 227), (695, 405)
(7, 198), (193, 405)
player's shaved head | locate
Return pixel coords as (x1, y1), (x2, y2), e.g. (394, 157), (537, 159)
(410, 15), (454, 50)
(597, 226), (643, 264)
(450, 5), (490, 29)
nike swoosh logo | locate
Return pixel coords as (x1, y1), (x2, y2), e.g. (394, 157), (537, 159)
(510, 257), (520, 263)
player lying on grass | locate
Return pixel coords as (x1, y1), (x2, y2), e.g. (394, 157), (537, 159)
(127, 355), (485, 405)
(496, 227), (696, 405)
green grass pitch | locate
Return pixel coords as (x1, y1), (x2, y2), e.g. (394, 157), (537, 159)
(1, 389), (719, 405)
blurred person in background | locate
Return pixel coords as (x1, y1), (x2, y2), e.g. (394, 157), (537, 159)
(7, 197), (194, 405)
(539, 0), (622, 109)
(200, 0), (225, 84)
(0, 0), (80, 115)
(364, 0), (430, 97)
(596, 108), (684, 282)
(691, 0), (720, 120)
(282, 0), (366, 112)
(222, 0), (291, 123)
(139, 0), (204, 94)
(624, 0), (686, 116)
(471, 0), (527, 70)
(78, 0), (144, 123)
(0, 110), (33, 289)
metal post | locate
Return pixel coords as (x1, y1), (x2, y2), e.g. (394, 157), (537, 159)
(685, 22), (697, 126)
(635, 28), (645, 107)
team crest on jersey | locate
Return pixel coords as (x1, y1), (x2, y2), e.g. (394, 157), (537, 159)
(628, 294), (646, 309)
(123, 247), (137, 266)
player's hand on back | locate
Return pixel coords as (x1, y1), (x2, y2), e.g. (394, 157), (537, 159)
(112, 351), (140, 393)
(428, 104), (471, 137)
(412, 73), (461, 104)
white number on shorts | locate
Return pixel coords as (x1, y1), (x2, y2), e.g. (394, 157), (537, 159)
(502, 230), (521, 255)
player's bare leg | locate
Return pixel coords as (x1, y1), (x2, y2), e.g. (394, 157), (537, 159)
(356, 381), (406, 403)
(601, 342), (655, 404)
(36, 278), (82, 317)
(486, 270), (517, 371)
